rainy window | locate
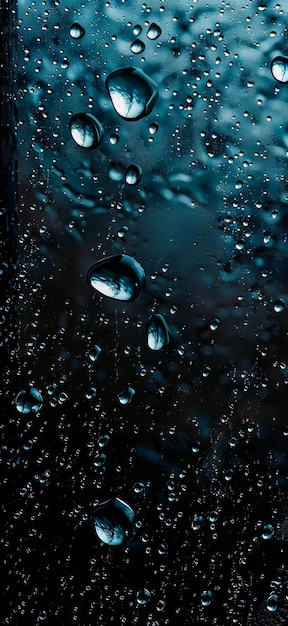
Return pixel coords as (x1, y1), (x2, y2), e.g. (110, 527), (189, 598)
(2, 0), (288, 624)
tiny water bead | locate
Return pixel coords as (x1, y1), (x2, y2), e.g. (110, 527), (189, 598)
(125, 163), (142, 185)
(87, 254), (145, 301)
(15, 387), (43, 414)
(69, 22), (85, 40)
(105, 67), (158, 121)
(146, 314), (169, 350)
(271, 56), (288, 83)
(70, 113), (104, 149)
(201, 590), (213, 607)
(93, 497), (135, 546)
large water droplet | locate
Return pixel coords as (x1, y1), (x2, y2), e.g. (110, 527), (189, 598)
(146, 314), (169, 350)
(15, 387), (43, 414)
(125, 163), (142, 186)
(87, 254), (145, 301)
(147, 23), (162, 40)
(93, 497), (135, 546)
(106, 67), (158, 121)
(130, 39), (145, 55)
(271, 56), (288, 83)
(69, 22), (85, 39)
(70, 113), (103, 149)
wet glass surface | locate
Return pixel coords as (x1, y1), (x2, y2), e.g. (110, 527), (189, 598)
(2, 0), (288, 624)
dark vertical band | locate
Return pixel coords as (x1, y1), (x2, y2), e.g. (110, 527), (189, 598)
(0, 0), (17, 386)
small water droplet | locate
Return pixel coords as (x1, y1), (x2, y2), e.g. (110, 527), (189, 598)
(94, 453), (106, 467)
(149, 122), (159, 135)
(271, 56), (288, 83)
(262, 524), (274, 540)
(106, 67), (158, 121)
(136, 588), (151, 605)
(133, 24), (142, 36)
(146, 314), (169, 350)
(118, 386), (135, 405)
(274, 299), (285, 313)
(70, 113), (103, 149)
(117, 226), (128, 238)
(125, 163), (142, 185)
(93, 497), (135, 546)
(15, 387), (43, 414)
(147, 23), (162, 40)
(201, 590), (213, 607)
(192, 515), (204, 531)
(87, 254), (145, 302)
(267, 593), (278, 612)
(209, 318), (220, 331)
(130, 39), (145, 54)
(109, 133), (119, 145)
(88, 344), (101, 362)
(69, 22), (85, 39)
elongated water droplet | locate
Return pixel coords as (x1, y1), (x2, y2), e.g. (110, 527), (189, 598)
(69, 22), (85, 40)
(106, 67), (158, 121)
(93, 497), (135, 546)
(146, 314), (169, 350)
(147, 23), (162, 40)
(125, 163), (142, 186)
(15, 387), (43, 414)
(130, 39), (145, 54)
(70, 113), (103, 149)
(271, 56), (288, 83)
(87, 254), (145, 301)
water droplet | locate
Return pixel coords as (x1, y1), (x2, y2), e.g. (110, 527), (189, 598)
(235, 180), (243, 190)
(192, 515), (204, 531)
(70, 113), (103, 149)
(106, 67), (158, 121)
(209, 318), (220, 331)
(69, 22), (85, 40)
(125, 163), (142, 186)
(267, 593), (278, 612)
(117, 226), (128, 238)
(109, 133), (119, 145)
(133, 24), (142, 36)
(94, 453), (106, 467)
(136, 588), (151, 605)
(146, 314), (169, 351)
(93, 497), (135, 546)
(88, 344), (101, 362)
(274, 299), (285, 313)
(130, 39), (145, 54)
(149, 122), (159, 135)
(118, 386), (135, 405)
(87, 254), (145, 301)
(271, 56), (288, 83)
(147, 23), (162, 40)
(262, 524), (274, 540)
(15, 387), (43, 414)
(201, 590), (213, 607)
(156, 600), (165, 612)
